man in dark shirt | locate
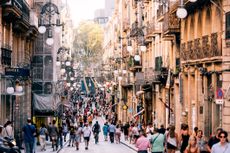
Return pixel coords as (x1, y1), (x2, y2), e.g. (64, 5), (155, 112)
(158, 124), (166, 134)
(22, 118), (36, 153)
(207, 127), (223, 152)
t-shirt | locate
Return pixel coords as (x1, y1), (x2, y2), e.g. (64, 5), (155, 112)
(93, 124), (100, 133)
(39, 127), (47, 136)
(23, 124), (36, 143)
(150, 133), (165, 152)
(208, 136), (220, 149)
(82, 126), (91, 137)
(211, 142), (230, 153)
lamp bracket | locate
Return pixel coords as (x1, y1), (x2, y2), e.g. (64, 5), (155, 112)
(41, 2), (59, 15)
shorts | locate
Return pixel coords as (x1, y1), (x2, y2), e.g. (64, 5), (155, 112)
(167, 142), (177, 150)
(75, 136), (80, 142)
(84, 137), (90, 142)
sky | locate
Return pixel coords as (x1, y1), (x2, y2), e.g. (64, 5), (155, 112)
(67, 0), (105, 26)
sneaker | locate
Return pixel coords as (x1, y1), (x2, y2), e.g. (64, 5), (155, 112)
(68, 144), (70, 147)
(76, 148), (79, 150)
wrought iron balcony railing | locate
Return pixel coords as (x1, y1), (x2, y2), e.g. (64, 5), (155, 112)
(180, 32), (221, 61)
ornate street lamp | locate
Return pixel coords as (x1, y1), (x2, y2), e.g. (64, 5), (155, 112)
(38, 0), (63, 45)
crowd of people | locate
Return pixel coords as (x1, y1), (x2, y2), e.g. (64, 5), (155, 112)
(129, 123), (230, 153)
(1, 90), (230, 153)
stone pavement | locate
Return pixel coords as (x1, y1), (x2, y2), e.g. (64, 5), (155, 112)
(120, 134), (137, 152)
(21, 135), (69, 153)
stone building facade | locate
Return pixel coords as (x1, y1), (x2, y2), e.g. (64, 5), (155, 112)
(0, 0), (38, 146)
(103, 0), (230, 136)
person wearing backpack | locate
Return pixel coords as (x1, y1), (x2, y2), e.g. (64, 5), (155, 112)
(39, 123), (48, 151)
(150, 128), (165, 153)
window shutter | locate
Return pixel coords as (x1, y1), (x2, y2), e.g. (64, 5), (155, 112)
(226, 12), (230, 39)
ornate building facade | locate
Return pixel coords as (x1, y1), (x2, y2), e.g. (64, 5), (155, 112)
(103, 0), (230, 136)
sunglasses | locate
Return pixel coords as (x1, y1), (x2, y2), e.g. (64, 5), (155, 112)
(219, 136), (226, 138)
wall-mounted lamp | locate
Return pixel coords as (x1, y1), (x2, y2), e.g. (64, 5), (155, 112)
(176, 0), (206, 19)
(38, 0), (63, 45)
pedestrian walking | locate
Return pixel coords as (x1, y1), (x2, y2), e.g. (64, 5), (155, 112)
(2, 121), (14, 140)
(0, 124), (13, 153)
(180, 124), (190, 153)
(62, 123), (68, 142)
(197, 130), (209, 153)
(211, 130), (230, 153)
(22, 118), (36, 153)
(68, 124), (75, 147)
(58, 124), (63, 148)
(150, 128), (165, 153)
(92, 121), (101, 144)
(75, 125), (82, 150)
(165, 125), (179, 153)
(102, 122), (109, 141)
(146, 123), (153, 140)
(49, 120), (59, 151)
(123, 122), (130, 141)
(132, 123), (140, 144)
(82, 123), (91, 150)
(115, 124), (121, 144)
(108, 123), (116, 143)
(207, 127), (223, 152)
(158, 124), (166, 135)
(39, 123), (48, 151)
(184, 135), (199, 153)
(129, 124), (134, 144)
(135, 130), (150, 153)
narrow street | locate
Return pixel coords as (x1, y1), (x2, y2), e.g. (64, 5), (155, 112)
(58, 117), (136, 153)
(59, 139), (135, 153)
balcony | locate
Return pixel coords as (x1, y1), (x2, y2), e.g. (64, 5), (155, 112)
(146, 17), (161, 38)
(128, 57), (142, 72)
(163, 12), (180, 36)
(180, 32), (222, 62)
(135, 72), (145, 85)
(144, 67), (161, 83)
(121, 75), (133, 88)
(157, 4), (166, 22)
(2, 0), (22, 20)
(1, 44), (12, 67)
(3, 0), (30, 32)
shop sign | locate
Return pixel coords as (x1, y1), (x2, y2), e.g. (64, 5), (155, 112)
(5, 68), (30, 77)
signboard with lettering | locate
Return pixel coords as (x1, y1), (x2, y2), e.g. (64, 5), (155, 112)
(5, 68), (30, 77)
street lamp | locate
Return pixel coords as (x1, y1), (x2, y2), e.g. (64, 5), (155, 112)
(38, 0), (63, 45)
(176, 0), (199, 19)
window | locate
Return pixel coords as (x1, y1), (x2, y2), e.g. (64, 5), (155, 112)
(155, 56), (162, 71)
(226, 12), (230, 39)
(32, 82), (43, 94)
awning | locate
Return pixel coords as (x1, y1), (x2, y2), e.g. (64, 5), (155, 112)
(33, 93), (60, 112)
